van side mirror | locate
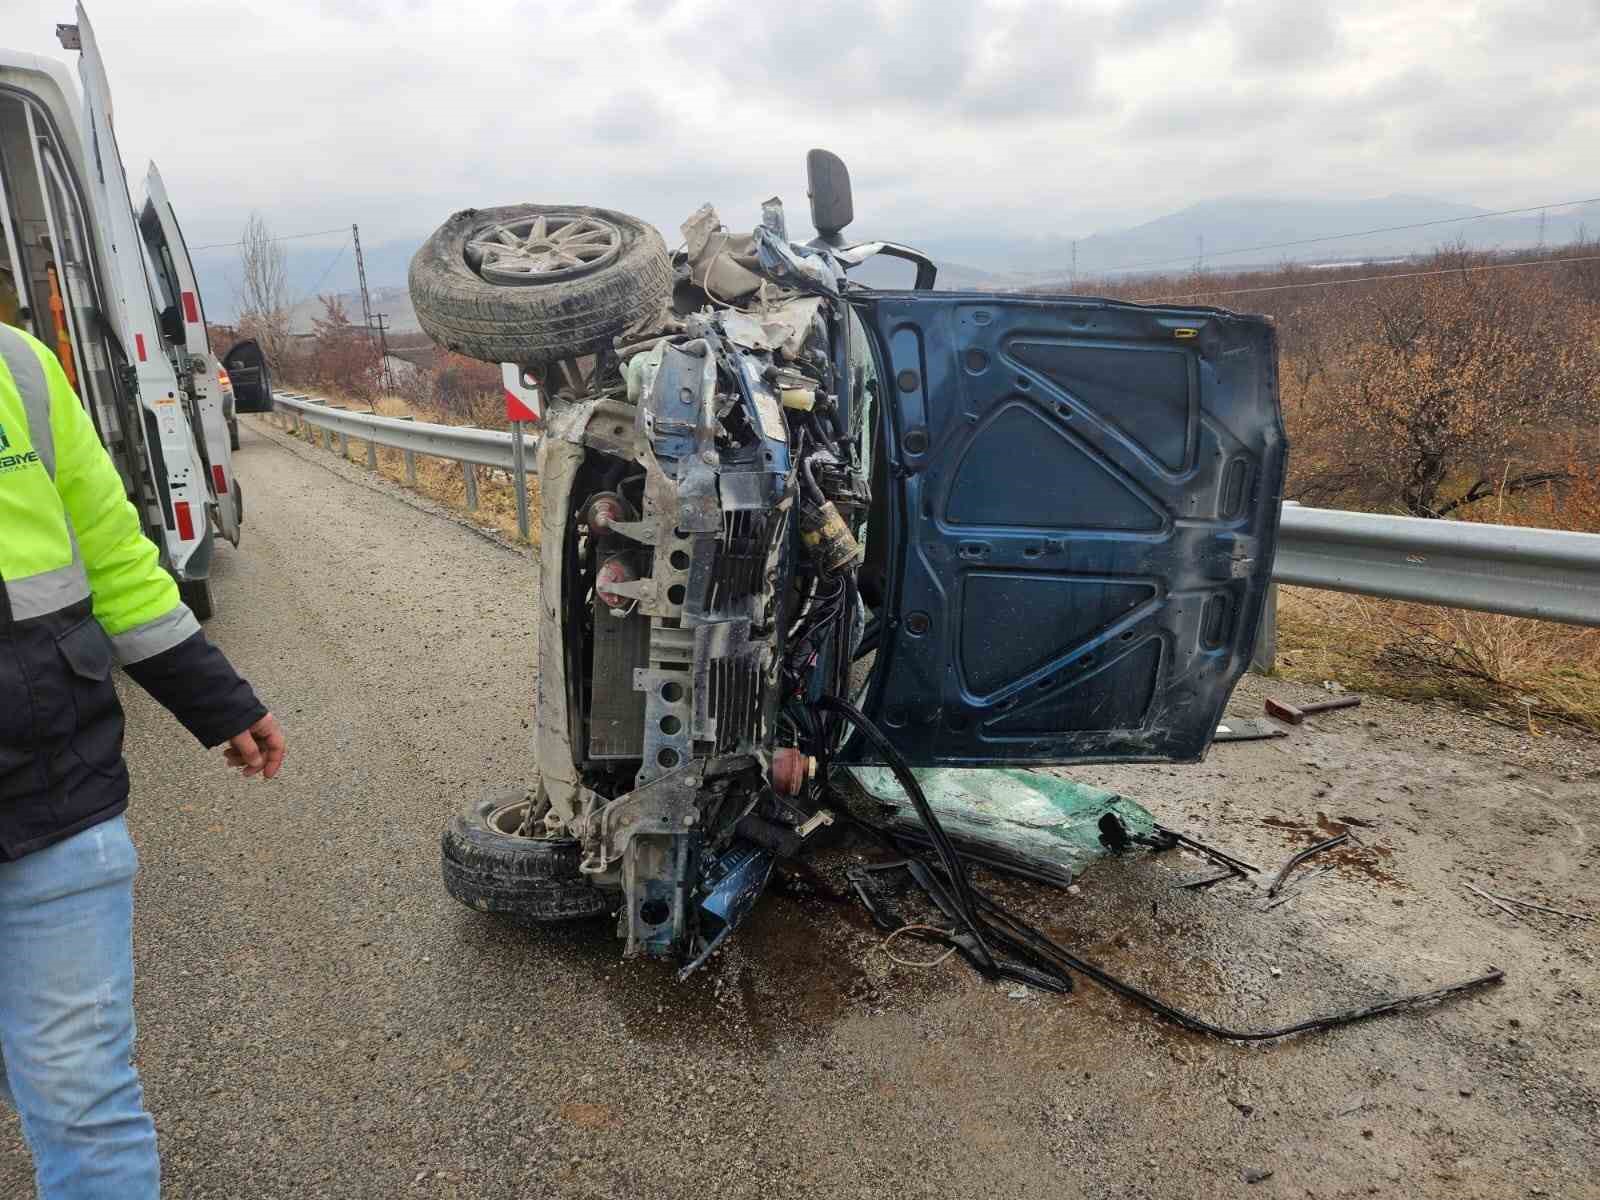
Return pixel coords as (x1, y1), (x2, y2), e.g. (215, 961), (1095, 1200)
(806, 149), (854, 241)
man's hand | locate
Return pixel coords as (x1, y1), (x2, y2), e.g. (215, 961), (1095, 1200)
(224, 712), (286, 779)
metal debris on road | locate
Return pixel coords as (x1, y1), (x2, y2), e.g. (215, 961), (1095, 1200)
(1214, 719), (1290, 742)
(1266, 833), (1350, 897)
(1265, 694), (1363, 724)
(1262, 864), (1337, 909)
(1479, 890), (1595, 921)
(1464, 882), (1525, 922)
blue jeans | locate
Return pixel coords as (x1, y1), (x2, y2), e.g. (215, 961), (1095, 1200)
(0, 816), (159, 1199)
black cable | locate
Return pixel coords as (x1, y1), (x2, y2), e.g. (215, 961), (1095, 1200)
(965, 884), (1502, 1041)
(817, 696), (995, 969)
(800, 452), (826, 504)
(820, 706), (1504, 1039)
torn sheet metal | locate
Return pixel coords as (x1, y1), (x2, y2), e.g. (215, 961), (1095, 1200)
(844, 766), (1157, 886)
(681, 203), (765, 302)
(719, 296), (824, 361)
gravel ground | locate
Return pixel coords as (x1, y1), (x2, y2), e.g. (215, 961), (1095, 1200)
(3, 416), (1595, 1199)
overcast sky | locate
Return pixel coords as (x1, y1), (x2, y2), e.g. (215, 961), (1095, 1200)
(6, 0), (1597, 260)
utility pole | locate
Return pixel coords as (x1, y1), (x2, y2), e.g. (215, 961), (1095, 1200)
(351, 222), (385, 392)
(1195, 233), (1204, 275)
(352, 222), (374, 332)
(373, 312), (395, 392)
(1070, 239), (1077, 291)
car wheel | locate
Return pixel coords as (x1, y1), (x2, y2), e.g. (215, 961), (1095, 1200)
(408, 204), (671, 366)
(233, 479), (244, 527)
(229, 417), (240, 451)
(178, 576), (215, 622)
(440, 791), (609, 923)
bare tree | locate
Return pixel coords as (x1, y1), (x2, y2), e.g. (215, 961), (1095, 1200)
(234, 211), (290, 367)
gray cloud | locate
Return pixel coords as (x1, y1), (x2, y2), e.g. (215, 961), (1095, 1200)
(587, 90), (669, 146)
(1122, 85), (1301, 139)
(1110, 0), (1223, 38)
(1227, 0), (1347, 69)
(0, 0), (1593, 294)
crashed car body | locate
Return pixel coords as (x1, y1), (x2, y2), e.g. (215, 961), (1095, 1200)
(415, 152), (1286, 973)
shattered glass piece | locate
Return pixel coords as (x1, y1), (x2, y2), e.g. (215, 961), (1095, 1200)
(844, 766), (1156, 886)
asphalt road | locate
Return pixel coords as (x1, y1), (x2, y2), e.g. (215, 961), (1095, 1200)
(3, 418), (1596, 1199)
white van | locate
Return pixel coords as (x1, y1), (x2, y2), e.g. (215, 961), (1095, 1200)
(0, 5), (251, 618)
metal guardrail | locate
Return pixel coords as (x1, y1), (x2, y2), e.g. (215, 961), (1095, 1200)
(263, 391), (1600, 635)
(1275, 502), (1600, 627)
(271, 391), (541, 537)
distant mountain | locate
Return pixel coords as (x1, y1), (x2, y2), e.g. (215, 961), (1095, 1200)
(192, 193), (1600, 324)
(918, 194), (1600, 285)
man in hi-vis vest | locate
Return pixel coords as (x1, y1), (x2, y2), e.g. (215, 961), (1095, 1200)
(1, 321), (285, 1198)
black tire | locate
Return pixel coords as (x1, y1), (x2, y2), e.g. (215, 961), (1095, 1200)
(229, 418), (240, 451)
(233, 479), (244, 527)
(441, 791), (608, 923)
(408, 204), (671, 366)
(178, 576), (215, 622)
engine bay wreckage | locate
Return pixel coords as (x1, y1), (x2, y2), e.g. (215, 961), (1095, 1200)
(418, 151), (1503, 1035)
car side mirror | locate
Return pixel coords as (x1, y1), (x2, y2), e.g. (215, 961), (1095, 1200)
(806, 149), (854, 241)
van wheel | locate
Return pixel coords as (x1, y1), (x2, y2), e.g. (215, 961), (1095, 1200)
(178, 577), (215, 622)
(229, 418), (240, 451)
(441, 791), (608, 923)
(408, 204), (671, 366)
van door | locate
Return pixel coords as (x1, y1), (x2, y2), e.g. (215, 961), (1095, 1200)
(73, 5), (214, 577)
(140, 161), (237, 545)
(222, 339), (273, 413)
(853, 291), (1286, 767)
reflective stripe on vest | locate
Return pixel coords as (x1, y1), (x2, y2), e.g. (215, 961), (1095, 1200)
(1, 323), (89, 618)
(0, 323), (54, 476)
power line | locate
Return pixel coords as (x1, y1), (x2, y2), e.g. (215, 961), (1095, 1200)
(1099, 194), (1600, 276)
(192, 226), (348, 252)
(291, 237), (351, 311)
(1138, 252), (1600, 303)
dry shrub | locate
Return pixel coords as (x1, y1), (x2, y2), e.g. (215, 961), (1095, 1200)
(1276, 587), (1600, 733)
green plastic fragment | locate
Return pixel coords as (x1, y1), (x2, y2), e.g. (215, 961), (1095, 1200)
(843, 766), (1156, 886)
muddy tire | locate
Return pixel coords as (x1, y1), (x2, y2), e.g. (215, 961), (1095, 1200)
(178, 576), (215, 622)
(441, 791), (609, 923)
(409, 204), (671, 366)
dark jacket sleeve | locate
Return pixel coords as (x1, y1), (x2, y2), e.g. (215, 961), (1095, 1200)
(123, 630), (268, 747)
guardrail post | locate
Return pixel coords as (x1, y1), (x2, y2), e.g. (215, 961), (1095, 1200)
(366, 439), (377, 470)
(1250, 583), (1278, 675)
(462, 462), (479, 510)
(337, 431), (349, 458)
(1252, 501), (1296, 674)
(510, 421), (530, 541)
(403, 450), (417, 486)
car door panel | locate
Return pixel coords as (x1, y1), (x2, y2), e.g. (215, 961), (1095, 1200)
(853, 292), (1285, 767)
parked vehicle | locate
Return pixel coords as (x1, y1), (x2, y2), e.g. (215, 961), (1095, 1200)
(0, 5), (257, 618)
(417, 150), (1286, 971)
